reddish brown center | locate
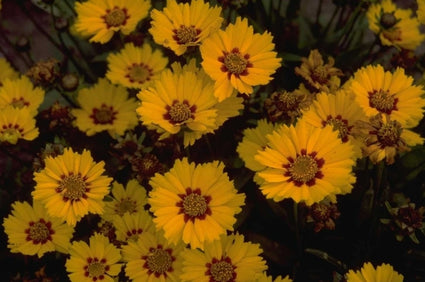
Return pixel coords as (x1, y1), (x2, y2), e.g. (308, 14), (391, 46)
(283, 149), (325, 187)
(163, 100), (196, 125)
(90, 104), (117, 125)
(172, 25), (201, 45)
(176, 188), (212, 223)
(321, 115), (353, 143)
(142, 245), (175, 278)
(219, 48), (252, 79)
(126, 63), (153, 84)
(56, 172), (89, 202)
(368, 89), (398, 115)
(25, 219), (54, 244)
(84, 257), (110, 281)
(103, 7), (129, 28)
(206, 257), (237, 282)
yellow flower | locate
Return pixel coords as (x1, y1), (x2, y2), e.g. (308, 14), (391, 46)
(72, 78), (139, 137)
(180, 233), (268, 281)
(0, 107), (39, 144)
(112, 211), (154, 243)
(102, 179), (148, 221)
(0, 75), (45, 115)
(0, 58), (19, 85)
(255, 121), (356, 205)
(106, 43), (168, 89)
(294, 49), (343, 94)
(299, 90), (367, 159)
(148, 158), (245, 250)
(65, 233), (122, 282)
(121, 229), (185, 281)
(237, 119), (278, 172)
(367, 0), (424, 50)
(137, 63), (243, 147)
(32, 148), (113, 226)
(346, 262), (404, 282)
(353, 114), (424, 164)
(200, 17), (281, 101)
(149, 0), (223, 56)
(74, 0), (151, 44)
(2, 201), (74, 258)
(349, 64), (425, 128)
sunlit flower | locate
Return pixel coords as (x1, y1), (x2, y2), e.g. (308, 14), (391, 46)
(137, 63), (243, 147)
(367, 0), (424, 50)
(66, 233), (122, 282)
(255, 121), (356, 205)
(346, 262), (404, 282)
(353, 114), (424, 164)
(200, 17), (281, 101)
(180, 233), (267, 281)
(148, 158), (245, 249)
(0, 57), (19, 85)
(2, 201), (74, 258)
(0, 107), (39, 144)
(32, 147), (113, 226)
(349, 64), (425, 128)
(149, 0), (223, 56)
(74, 0), (151, 44)
(122, 229), (185, 281)
(299, 90), (367, 159)
(295, 49), (342, 94)
(0, 76), (44, 115)
(102, 179), (148, 221)
(72, 78), (139, 137)
(106, 43), (168, 89)
(112, 211), (154, 243)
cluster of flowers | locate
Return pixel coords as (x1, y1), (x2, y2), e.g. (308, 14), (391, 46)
(2, 0), (425, 281)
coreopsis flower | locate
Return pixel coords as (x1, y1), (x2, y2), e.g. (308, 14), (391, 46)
(353, 114), (424, 164)
(71, 78), (139, 137)
(264, 88), (311, 123)
(345, 262), (404, 282)
(65, 233), (122, 282)
(367, 0), (424, 50)
(295, 49), (343, 94)
(136, 63), (243, 147)
(305, 198), (341, 232)
(149, 0), (223, 56)
(0, 76), (44, 115)
(180, 233), (268, 281)
(130, 153), (165, 184)
(299, 90), (367, 159)
(102, 179), (148, 221)
(74, 0), (151, 44)
(2, 201), (74, 258)
(200, 17), (281, 101)
(32, 147), (113, 226)
(39, 101), (75, 131)
(237, 119), (279, 185)
(255, 121), (356, 205)
(0, 57), (19, 85)
(381, 202), (425, 244)
(106, 43), (168, 89)
(148, 158), (245, 249)
(0, 107), (39, 144)
(121, 229), (185, 281)
(349, 64), (425, 128)
(26, 58), (60, 86)
(112, 211), (154, 243)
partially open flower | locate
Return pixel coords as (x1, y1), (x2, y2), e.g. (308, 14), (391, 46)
(264, 88), (311, 123)
(26, 58), (60, 86)
(353, 114), (424, 164)
(306, 198), (341, 232)
(381, 202), (425, 244)
(295, 49), (343, 93)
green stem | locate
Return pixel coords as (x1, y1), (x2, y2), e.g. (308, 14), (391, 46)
(64, 0), (77, 16)
(321, 5), (340, 38)
(315, 0), (323, 27)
